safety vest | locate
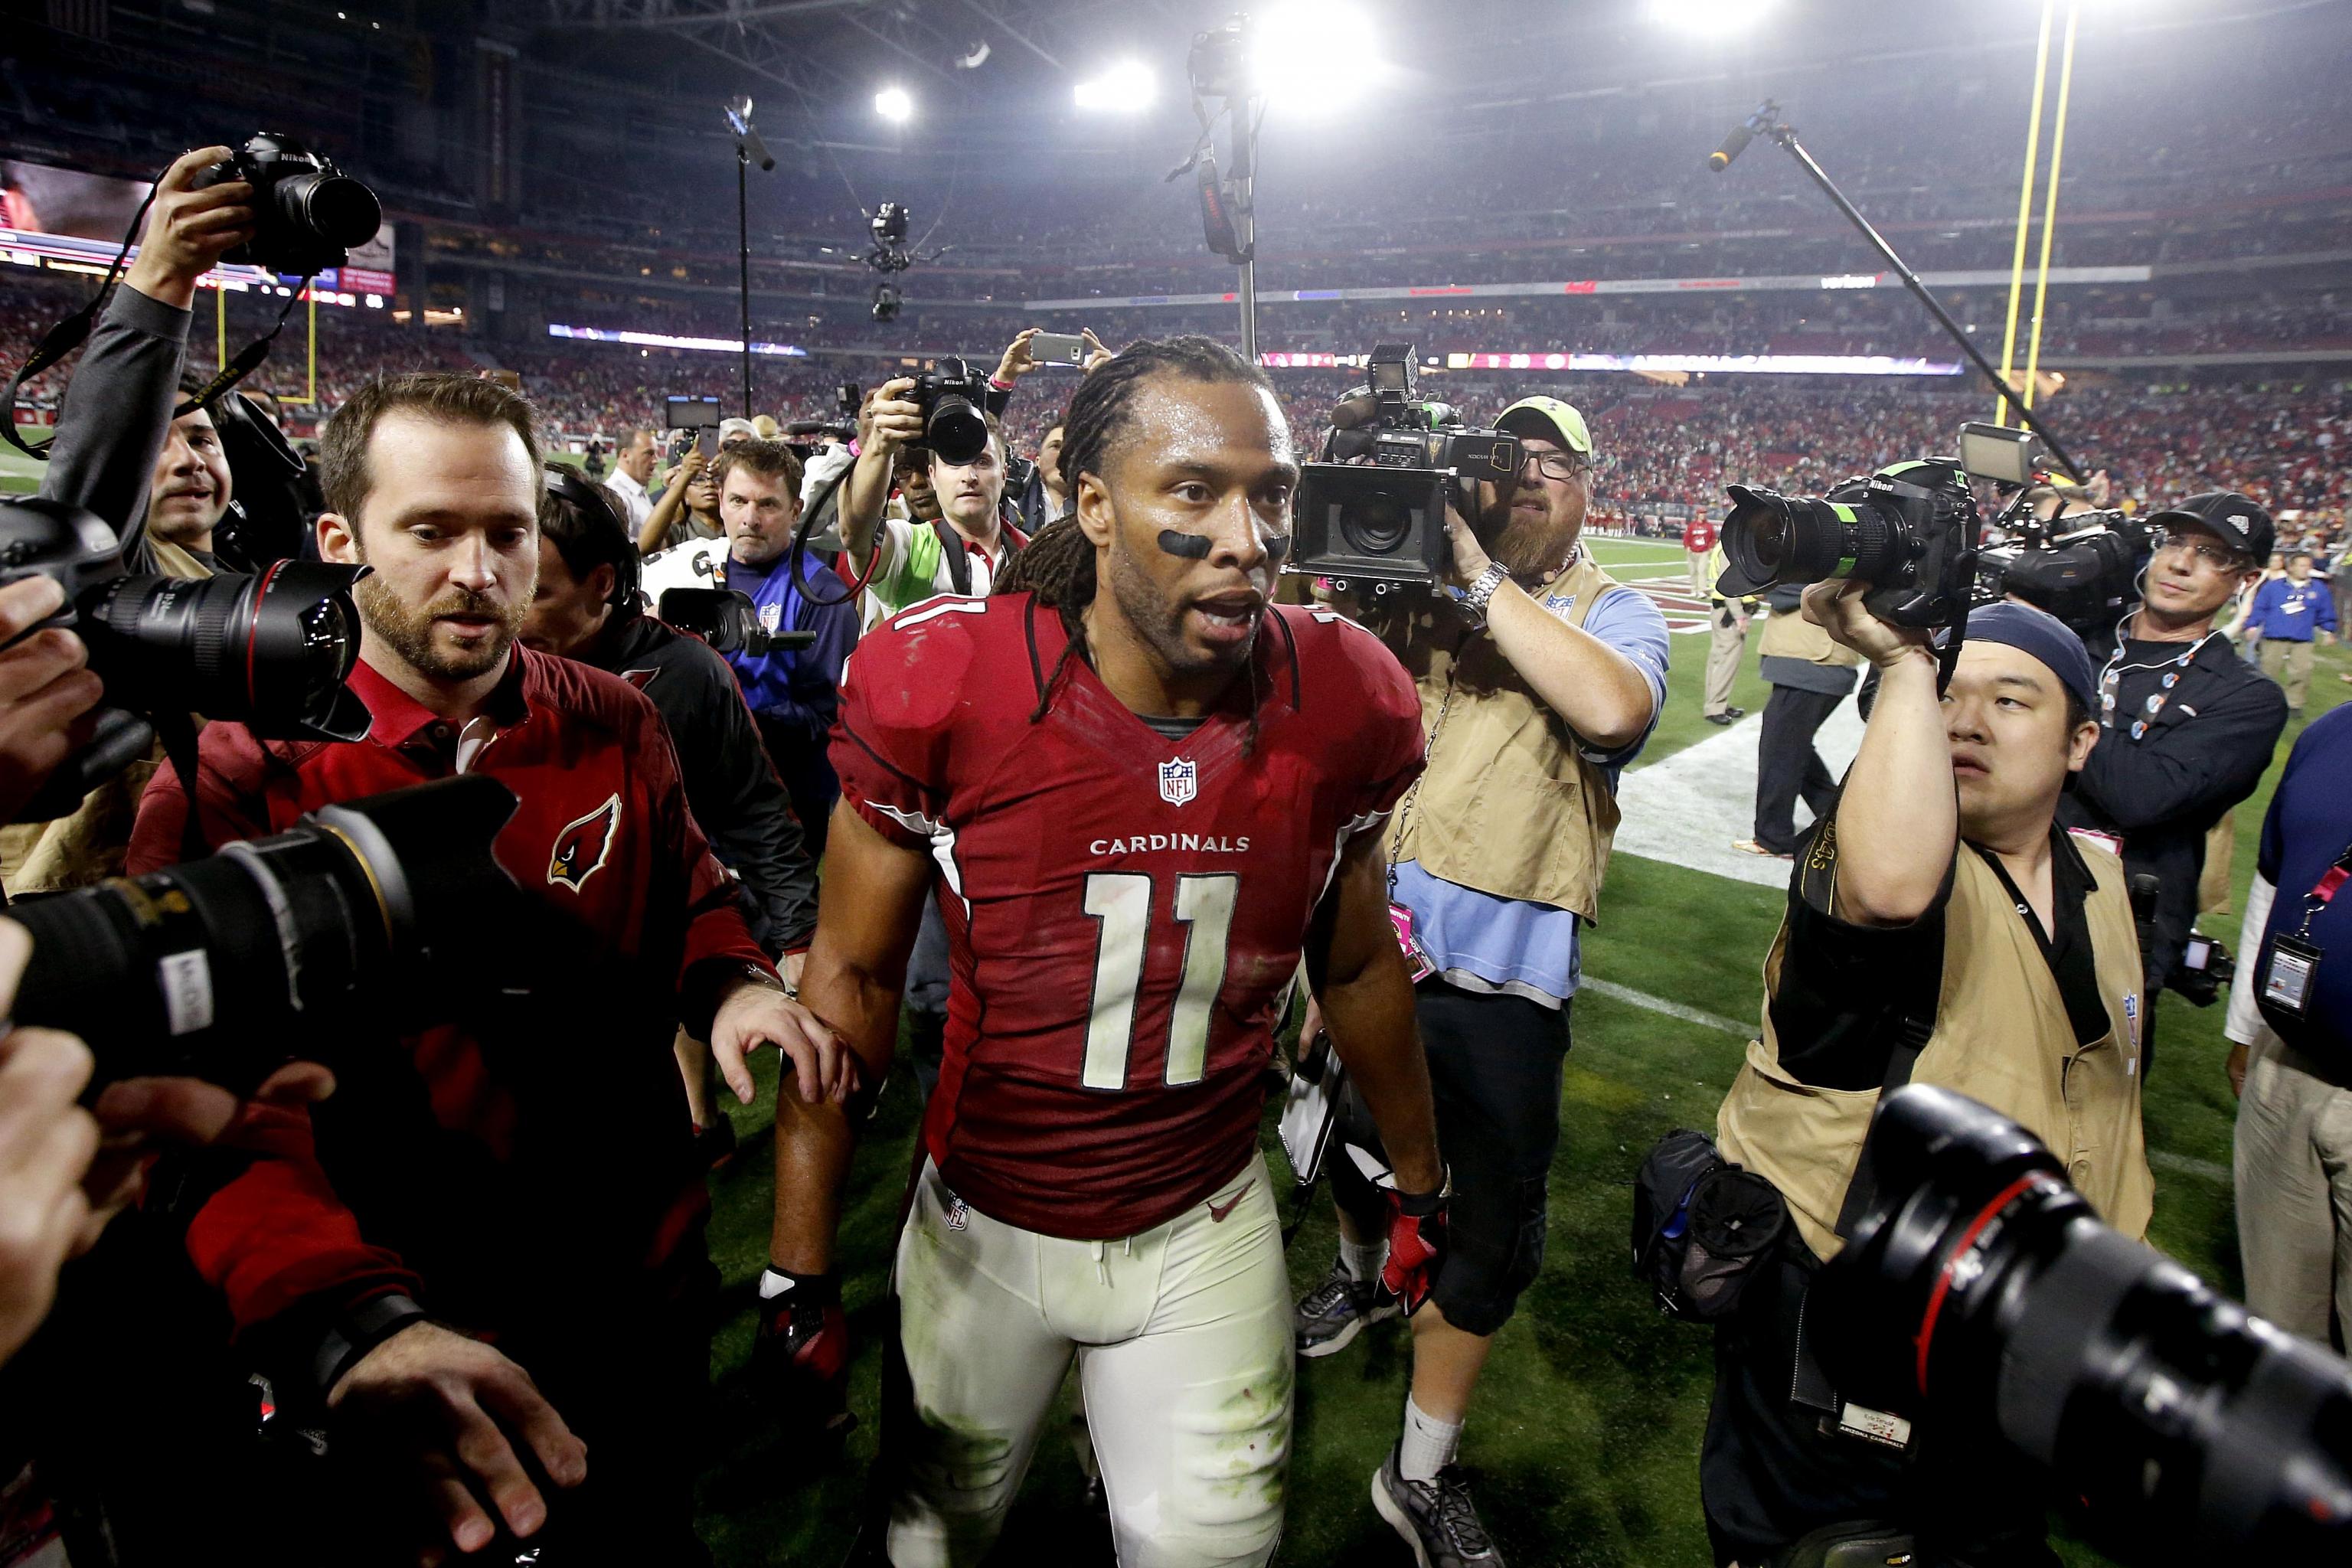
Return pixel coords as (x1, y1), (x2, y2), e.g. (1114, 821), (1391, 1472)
(1717, 835), (2154, 1262)
(1380, 551), (1627, 922)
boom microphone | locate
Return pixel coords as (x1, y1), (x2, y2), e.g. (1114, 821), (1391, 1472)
(1709, 101), (1779, 172)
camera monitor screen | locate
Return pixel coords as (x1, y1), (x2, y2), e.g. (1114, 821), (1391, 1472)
(665, 395), (722, 430)
(1957, 421), (2043, 487)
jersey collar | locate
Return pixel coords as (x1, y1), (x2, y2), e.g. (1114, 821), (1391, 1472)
(349, 648), (536, 756)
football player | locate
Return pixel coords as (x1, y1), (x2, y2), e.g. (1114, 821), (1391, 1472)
(735, 336), (1449, 1566)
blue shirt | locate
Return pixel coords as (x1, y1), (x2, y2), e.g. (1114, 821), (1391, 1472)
(1394, 579), (1672, 1007)
(719, 546), (861, 741)
(2257, 705), (2352, 1053)
(2246, 577), (2338, 642)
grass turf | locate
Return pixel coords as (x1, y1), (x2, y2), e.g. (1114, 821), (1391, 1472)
(704, 538), (2341, 1564)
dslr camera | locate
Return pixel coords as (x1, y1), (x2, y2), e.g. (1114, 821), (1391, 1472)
(1815, 1083), (2352, 1560)
(907, 358), (991, 467)
(1292, 345), (1523, 590)
(0, 497), (369, 818)
(194, 133), (382, 278)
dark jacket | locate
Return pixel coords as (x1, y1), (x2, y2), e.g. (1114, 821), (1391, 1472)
(583, 609), (819, 954)
(2059, 629), (2288, 988)
(40, 282), (188, 566)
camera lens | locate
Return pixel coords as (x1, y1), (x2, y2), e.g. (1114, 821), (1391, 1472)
(1340, 488), (1414, 556)
(8, 776), (521, 1094)
(1721, 487), (1893, 592)
(1815, 1085), (2352, 1557)
(278, 169), (383, 249)
(81, 562), (369, 742)
(926, 394), (988, 466)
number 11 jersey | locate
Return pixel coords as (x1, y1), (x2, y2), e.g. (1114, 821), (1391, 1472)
(831, 593), (1426, 1240)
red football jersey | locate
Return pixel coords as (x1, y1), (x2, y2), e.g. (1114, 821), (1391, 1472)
(832, 594), (1425, 1240)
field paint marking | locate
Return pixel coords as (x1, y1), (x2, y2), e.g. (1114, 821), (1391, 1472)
(2150, 1148), (2230, 1183)
(1615, 702), (1867, 887)
(1580, 977), (1751, 1037)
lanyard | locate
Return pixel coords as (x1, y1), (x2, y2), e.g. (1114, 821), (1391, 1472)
(2290, 840), (2352, 940)
(2096, 631), (2213, 741)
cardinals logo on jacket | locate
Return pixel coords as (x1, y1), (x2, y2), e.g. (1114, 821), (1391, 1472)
(549, 793), (622, 891)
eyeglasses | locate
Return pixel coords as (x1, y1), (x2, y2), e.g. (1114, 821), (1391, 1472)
(1519, 450), (1592, 483)
(2155, 531), (2248, 571)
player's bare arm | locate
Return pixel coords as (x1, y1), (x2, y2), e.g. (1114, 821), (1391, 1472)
(1307, 830), (1443, 1195)
(767, 799), (934, 1274)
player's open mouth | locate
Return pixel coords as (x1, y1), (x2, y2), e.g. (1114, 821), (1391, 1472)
(1190, 594), (1261, 643)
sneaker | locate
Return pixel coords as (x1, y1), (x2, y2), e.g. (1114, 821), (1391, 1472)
(1294, 1256), (1400, 1358)
(1372, 1446), (1506, 1568)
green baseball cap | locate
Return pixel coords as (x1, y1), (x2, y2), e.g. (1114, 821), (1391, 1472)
(1494, 395), (1594, 456)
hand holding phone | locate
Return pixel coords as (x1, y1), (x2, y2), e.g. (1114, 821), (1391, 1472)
(1029, 332), (1088, 368)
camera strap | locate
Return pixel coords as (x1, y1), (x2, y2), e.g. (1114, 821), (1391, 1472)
(2, 179), (159, 459)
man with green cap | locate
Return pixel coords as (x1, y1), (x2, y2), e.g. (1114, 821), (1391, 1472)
(1299, 394), (1670, 1566)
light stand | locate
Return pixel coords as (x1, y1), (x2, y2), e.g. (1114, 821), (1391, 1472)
(724, 97), (776, 420)
(1231, 96), (1260, 361)
(1183, 18), (1263, 361)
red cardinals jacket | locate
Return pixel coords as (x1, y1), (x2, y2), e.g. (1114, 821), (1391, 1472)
(127, 649), (774, 1344)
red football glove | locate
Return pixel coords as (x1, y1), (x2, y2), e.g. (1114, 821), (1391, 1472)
(754, 1276), (855, 1439)
(1381, 1184), (1449, 1316)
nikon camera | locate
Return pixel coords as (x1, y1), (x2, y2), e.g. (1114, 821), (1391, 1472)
(1290, 345), (1522, 590)
(194, 133), (381, 278)
(906, 357), (992, 466)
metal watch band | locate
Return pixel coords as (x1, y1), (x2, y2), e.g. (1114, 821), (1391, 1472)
(1463, 562), (1509, 616)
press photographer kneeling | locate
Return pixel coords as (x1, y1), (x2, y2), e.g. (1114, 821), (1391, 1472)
(1707, 590), (2151, 1568)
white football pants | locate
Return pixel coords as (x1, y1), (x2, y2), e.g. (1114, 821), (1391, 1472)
(886, 1151), (1292, 1568)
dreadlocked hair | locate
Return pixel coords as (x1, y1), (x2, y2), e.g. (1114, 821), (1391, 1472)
(990, 335), (1276, 728)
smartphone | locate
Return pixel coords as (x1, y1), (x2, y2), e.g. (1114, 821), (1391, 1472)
(665, 394), (723, 430)
(1030, 332), (1088, 368)
(694, 429), (717, 459)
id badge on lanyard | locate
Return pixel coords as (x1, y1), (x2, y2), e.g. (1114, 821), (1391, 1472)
(2261, 844), (2352, 1024)
(1389, 902), (1437, 984)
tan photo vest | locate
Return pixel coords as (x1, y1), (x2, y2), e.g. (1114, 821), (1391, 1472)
(1379, 551), (1629, 923)
(1717, 836), (2154, 1263)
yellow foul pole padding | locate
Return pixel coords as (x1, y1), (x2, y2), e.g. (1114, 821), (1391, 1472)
(307, 288), (318, 407)
(1996, 0), (2057, 426)
(216, 281), (227, 372)
(2021, 3), (2080, 413)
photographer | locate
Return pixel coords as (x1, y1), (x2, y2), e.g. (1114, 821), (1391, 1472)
(1018, 420), (1070, 532)
(1, 149), (253, 893)
(123, 372), (841, 1562)
(1703, 537), (1759, 727)
(2243, 548), (2338, 717)
(635, 438), (721, 555)
(1307, 397), (1668, 1564)
(705, 439), (860, 854)
(2056, 494), (2288, 1075)
(1708, 595), (2152, 1566)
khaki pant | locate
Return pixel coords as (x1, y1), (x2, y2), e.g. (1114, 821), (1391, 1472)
(2202, 809), (2236, 918)
(2235, 1031), (2352, 1347)
(1704, 603), (1749, 717)
(1689, 553), (1710, 596)
(2259, 637), (2318, 712)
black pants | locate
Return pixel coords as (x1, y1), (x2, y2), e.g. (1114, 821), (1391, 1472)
(1331, 982), (1570, 1337)
(1754, 686), (1844, 856)
(1701, 1250), (2057, 1568)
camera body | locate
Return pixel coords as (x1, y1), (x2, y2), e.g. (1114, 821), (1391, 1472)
(908, 358), (991, 466)
(656, 586), (816, 659)
(1292, 345), (1522, 590)
(195, 133), (381, 277)
(0, 499), (370, 818)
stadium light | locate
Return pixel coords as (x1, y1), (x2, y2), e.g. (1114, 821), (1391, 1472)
(1647, 0), (1775, 35)
(874, 85), (913, 123)
(1253, 4), (1383, 111)
(1075, 60), (1155, 112)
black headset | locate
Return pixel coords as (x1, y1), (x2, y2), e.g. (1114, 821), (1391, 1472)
(542, 465), (642, 611)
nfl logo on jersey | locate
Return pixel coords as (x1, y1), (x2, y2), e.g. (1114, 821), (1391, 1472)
(1158, 757), (1198, 806)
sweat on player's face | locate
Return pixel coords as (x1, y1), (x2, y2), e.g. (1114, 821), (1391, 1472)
(1098, 378), (1297, 576)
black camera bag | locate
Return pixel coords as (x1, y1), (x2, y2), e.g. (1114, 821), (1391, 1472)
(1632, 1128), (1789, 1322)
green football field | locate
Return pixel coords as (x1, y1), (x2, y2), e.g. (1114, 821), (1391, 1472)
(0, 430), (47, 495)
(692, 536), (2346, 1567)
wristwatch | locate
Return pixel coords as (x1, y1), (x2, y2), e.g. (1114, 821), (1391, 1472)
(1462, 562), (1510, 617)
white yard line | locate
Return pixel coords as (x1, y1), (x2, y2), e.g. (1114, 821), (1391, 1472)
(1615, 701), (1867, 887)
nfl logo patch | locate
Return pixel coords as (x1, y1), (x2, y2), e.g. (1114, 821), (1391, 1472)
(1158, 757), (1198, 806)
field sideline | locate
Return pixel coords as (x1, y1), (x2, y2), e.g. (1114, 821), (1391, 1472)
(694, 540), (2337, 1566)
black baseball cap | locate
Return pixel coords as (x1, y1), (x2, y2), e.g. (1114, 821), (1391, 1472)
(2145, 491), (2273, 564)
